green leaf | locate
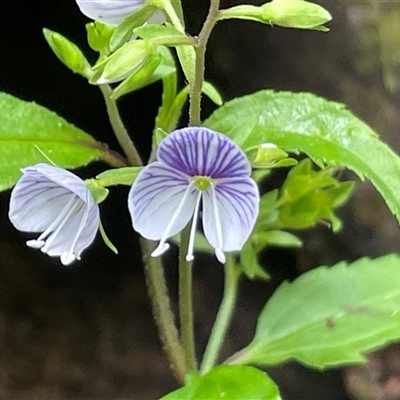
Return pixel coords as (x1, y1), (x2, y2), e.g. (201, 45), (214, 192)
(203, 90), (400, 226)
(133, 23), (196, 46)
(159, 366), (281, 400)
(231, 254), (400, 369)
(202, 81), (224, 106)
(109, 4), (159, 51)
(0, 92), (122, 191)
(43, 28), (92, 78)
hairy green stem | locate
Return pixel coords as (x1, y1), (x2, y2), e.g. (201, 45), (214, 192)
(99, 84), (143, 166)
(179, 225), (197, 371)
(189, 0), (220, 126)
(100, 84), (186, 382)
(200, 254), (241, 374)
(142, 239), (186, 382)
(174, 0), (221, 375)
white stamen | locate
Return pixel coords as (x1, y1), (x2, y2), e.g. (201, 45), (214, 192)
(35, 196), (76, 244)
(186, 190), (203, 262)
(26, 239), (45, 249)
(61, 251), (76, 266)
(210, 184), (225, 264)
(152, 243), (170, 258)
(64, 194), (92, 261)
(215, 248), (226, 264)
(151, 181), (196, 258)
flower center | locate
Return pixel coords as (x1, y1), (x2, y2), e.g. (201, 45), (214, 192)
(193, 176), (212, 191)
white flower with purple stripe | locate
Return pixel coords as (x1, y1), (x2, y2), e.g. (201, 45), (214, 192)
(76, 0), (163, 26)
(9, 164), (100, 266)
(128, 127), (260, 263)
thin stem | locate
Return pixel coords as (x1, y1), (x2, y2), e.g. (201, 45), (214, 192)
(99, 84), (143, 166)
(179, 224), (197, 371)
(142, 239), (186, 382)
(99, 85), (186, 382)
(189, 0), (220, 126)
(200, 254), (241, 375)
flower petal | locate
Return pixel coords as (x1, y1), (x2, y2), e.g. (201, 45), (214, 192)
(9, 164), (92, 232)
(41, 196), (99, 260)
(9, 164), (100, 264)
(128, 162), (197, 240)
(76, 0), (145, 25)
(202, 178), (259, 254)
(157, 127), (251, 179)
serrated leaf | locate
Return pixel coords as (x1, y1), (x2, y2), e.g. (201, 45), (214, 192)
(231, 254), (400, 369)
(203, 90), (400, 225)
(159, 366), (281, 400)
(0, 92), (123, 191)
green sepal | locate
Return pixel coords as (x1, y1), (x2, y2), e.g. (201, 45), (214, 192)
(112, 46), (176, 99)
(155, 128), (168, 145)
(43, 28), (92, 78)
(86, 21), (115, 54)
(246, 144), (297, 169)
(110, 4), (159, 51)
(133, 23), (196, 46)
(92, 39), (156, 84)
(95, 167), (143, 187)
(202, 81), (224, 106)
(112, 52), (161, 99)
(86, 179), (109, 203)
(99, 220), (118, 255)
(220, 0), (332, 31)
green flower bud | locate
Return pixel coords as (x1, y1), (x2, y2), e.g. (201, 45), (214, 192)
(43, 28), (92, 78)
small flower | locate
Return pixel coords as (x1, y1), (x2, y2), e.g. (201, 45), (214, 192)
(9, 164), (100, 265)
(128, 127), (260, 263)
(76, 0), (162, 26)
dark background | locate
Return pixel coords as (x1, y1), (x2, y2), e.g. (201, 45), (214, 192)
(0, 1), (400, 399)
